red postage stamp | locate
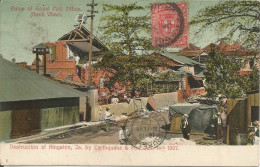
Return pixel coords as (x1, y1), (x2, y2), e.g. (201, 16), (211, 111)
(151, 3), (188, 48)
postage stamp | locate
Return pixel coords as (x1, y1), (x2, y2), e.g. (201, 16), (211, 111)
(151, 3), (188, 48)
(125, 111), (167, 149)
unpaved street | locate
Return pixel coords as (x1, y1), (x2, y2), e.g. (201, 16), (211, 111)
(23, 122), (205, 145)
(25, 123), (121, 144)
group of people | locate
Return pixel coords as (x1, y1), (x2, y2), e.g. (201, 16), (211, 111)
(180, 110), (227, 143)
(103, 107), (130, 145)
(110, 90), (141, 104)
(248, 120), (259, 145)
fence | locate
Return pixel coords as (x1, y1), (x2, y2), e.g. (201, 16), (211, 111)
(226, 99), (247, 145)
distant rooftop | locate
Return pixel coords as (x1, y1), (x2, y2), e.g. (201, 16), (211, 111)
(153, 51), (202, 66)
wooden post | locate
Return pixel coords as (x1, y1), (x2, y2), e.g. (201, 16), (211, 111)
(84, 97), (88, 121)
(88, 0), (94, 86)
(226, 124), (230, 145)
(247, 94), (251, 126)
(43, 54), (47, 76)
(36, 53), (39, 74)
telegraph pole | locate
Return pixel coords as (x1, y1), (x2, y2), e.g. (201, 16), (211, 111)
(87, 0), (97, 86)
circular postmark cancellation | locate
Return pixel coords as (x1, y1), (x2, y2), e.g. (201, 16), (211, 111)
(151, 3), (185, 48)
(125, 111), (167, 149)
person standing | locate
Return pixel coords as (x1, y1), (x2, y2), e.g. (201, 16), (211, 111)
(105, 107), (113, 132)
(208, 115), (216, 139)
(119, 124), (130, 145)
(180, 114), (191, 140)
(253, 120), (259, 137)
(248, 121), (259, 145)
(99, 106), (102, 121)
(221, 109), (227, 143)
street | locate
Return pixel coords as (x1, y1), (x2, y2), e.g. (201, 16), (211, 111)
(22, 121), (207, 145)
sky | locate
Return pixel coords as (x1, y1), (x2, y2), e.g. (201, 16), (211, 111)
(0, 0), (220, 64)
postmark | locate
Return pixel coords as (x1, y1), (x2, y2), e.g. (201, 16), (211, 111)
(151, 2), (188, 48)
(125, 111), (167, 149)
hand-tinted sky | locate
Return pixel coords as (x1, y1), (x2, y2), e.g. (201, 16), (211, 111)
(0, 0), (219, 64)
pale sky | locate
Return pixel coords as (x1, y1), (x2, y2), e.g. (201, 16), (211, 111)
(0, 0), (220, 64)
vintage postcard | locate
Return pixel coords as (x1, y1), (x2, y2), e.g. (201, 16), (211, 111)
(0, 0), (259, 166)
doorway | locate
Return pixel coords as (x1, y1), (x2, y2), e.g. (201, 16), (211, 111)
(251, 106), (259, 122)
(11, 109), (41, 139)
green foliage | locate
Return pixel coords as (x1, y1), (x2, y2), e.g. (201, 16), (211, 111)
(236, 67), (260, 93)
(99, 3), (155, 56)
(94, 3), (163, 93)
(156, 71), (180, 81)
(204, 49), (259, 98)
(190, 1), (260, 48)
(93, 51), (161, 92)
(204, 49), (241, 98)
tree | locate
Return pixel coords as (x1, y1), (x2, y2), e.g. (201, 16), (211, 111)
(204, 49), (242, 98)
(204, 47), (259, 98)
(236, 67), (259, 94)
(190, 1), (260, 48)
(99, 3), (154, 56)
(155, 70), (179, 81)
(94, 51), (160, 95)
(94, 3), (161, 95)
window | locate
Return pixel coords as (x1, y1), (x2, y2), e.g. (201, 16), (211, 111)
(249, 58), (254, 69)
(49, 46), (56, 61)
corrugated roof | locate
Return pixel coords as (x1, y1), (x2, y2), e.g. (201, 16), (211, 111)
(174, 67), (192, 75)
(154, 52), (202, 66)
(194, 71), (205, 78)
(0, 58), (87, 102)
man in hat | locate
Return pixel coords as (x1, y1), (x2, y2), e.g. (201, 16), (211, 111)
(180, 114), (191, 140)
(105, 107), (113, 132)
(119, 123), (130, 145)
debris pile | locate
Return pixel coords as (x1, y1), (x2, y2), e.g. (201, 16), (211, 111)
(113, 115), (128, 122)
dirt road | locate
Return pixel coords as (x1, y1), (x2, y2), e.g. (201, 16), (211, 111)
(24, 123), (121, 144)
(23, 122), (205, 145)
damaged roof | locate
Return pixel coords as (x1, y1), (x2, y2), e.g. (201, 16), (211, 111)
(0, 57), (87, 102)
(58, 25), (108, 52)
